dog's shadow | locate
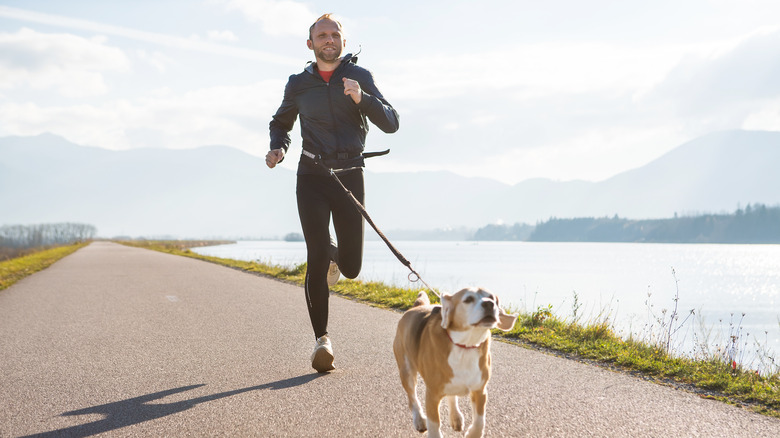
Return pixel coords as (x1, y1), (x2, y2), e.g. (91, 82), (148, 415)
(22, 373), (323, 438)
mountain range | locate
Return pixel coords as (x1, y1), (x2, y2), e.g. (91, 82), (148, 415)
(1, 130), (779, 239)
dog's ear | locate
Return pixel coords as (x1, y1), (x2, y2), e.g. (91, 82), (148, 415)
(494, 294), (518, 331)
(440, 294), (454, 329)
(497, 307), (518, 331)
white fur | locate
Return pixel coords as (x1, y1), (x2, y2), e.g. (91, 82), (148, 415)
(449, 325), (491, 348)
(444, 346), (484, 396)
(426, 421), (442, 438)
(466, 414), (485, 438)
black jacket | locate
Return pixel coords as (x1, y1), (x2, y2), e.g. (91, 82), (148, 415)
(269, 54), (399, 175)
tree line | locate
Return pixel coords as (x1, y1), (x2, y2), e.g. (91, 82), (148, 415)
(473, 204), (780, 243)
(472, 223), (535, 241)
(1, 223), (97, 254)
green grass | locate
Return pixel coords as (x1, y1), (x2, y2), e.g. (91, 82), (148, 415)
(0, 242), (90, 291)
(505, 308), (780, 416)
(119, 239), (780, 418)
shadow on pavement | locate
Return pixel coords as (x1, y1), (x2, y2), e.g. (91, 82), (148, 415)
(23, 373), (323, 437)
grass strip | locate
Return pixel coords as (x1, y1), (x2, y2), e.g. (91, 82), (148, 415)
(0, 242), (90, 291)
(118, 239), (780, 417)
(505, 311), (780, 417)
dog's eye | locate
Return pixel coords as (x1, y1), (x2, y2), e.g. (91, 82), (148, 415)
(463, 296), (475, 304)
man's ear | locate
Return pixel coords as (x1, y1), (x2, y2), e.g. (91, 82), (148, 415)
(306, 39), (313, 50)
(440, 294), (454, 330)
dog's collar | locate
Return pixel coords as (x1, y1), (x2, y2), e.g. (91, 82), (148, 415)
(446, 330), (483, 349)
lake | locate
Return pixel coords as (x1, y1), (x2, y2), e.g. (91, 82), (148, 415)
(193, 240), (780, 367)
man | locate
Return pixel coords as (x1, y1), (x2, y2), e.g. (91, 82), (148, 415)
(266, 13), (399, 373)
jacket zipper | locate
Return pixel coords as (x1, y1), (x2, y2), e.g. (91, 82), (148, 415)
(325, 70), (340, 153)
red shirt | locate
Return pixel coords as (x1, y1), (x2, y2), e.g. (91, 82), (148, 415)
(319, 69), (334, 83)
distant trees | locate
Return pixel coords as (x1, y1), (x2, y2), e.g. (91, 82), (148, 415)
(526, 204), (780, 243)
(283, 232), (304, 242)
(472, 223), (535, 241)
(0, 223), (97, 250)
(472, 204), (780, 243)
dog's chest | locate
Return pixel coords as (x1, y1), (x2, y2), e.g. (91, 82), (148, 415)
(443, 348), (484, 396)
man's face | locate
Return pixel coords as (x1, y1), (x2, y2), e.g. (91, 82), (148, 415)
(307, 19), (344, 64)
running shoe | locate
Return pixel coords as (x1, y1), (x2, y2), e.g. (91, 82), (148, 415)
(327, 261), (341, 286)
(327, 239), (340, 286)
(311, 335), (335, 372)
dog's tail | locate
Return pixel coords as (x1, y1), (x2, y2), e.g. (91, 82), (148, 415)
(412, 291), (431, 307)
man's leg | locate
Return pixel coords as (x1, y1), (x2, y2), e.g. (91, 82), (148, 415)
(296, 174), (332, 339)
(330, 169), (365, 279)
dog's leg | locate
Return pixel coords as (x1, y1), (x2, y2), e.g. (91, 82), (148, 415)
(465, 389), (487, 438)
(397, 357), (426, 432)
(446, 395), (464, 431)
(424, 391), (443, 438)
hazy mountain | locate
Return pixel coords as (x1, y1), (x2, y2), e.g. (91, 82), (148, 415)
(0, 134), (298, 238)
(482, 130), (780, 223)
(1, 131), (778, 238)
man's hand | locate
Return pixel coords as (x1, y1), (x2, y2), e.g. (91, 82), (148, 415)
(265, 148), (285, 169)
(342, 77), (362, 104)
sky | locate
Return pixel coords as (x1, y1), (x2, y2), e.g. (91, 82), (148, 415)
(2, 0), (780, 184)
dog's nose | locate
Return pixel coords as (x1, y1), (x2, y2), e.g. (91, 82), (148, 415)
(482, 300), (495, 310)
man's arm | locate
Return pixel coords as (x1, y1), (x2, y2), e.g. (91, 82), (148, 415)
(268, 76), (299, 162)
(351, 70), (399, 134)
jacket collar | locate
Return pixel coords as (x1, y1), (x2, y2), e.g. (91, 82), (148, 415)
(305, 53), (357, 75)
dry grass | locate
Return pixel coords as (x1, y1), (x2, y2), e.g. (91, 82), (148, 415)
(0, 243), (90, 291)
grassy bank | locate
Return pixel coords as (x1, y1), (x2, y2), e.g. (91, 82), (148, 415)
(118, 240), (780, 417)
(0, 242), (90, 291)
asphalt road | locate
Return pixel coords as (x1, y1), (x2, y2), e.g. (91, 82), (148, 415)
(1, 242), (778, 437)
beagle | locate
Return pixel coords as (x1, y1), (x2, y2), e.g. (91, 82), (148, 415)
(393, 287), (517, 438)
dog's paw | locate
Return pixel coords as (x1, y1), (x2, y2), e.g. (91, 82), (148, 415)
(450, 417), (463, 432)
(425, 423), (442, 438)
(465, 424), (484, 438)
(412, 411), (427, 432)
(450, 414), (464, 432)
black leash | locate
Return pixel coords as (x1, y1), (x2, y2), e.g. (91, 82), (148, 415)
(308, 149), (439, 298)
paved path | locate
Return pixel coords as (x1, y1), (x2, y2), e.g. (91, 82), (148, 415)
(1, 242), (778, 437)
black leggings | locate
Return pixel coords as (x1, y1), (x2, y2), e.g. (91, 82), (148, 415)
(296, 170), (365, 339)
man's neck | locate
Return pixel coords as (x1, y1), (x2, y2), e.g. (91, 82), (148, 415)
(316, 58), (341, 72)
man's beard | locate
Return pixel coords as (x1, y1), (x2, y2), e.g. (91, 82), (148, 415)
(316, 45), (342, 63)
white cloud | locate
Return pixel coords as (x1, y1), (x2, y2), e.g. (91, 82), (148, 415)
(374, 25), (780, 183)
(379, 41), (688, 103)
(135, 49), (173, 73)
(207, 30), (239, 42)
(645, 26), (780, 122)
(219, 0), (317, 37)
(0, 80), (285, 153)
(0, 28), (129, 97)
(742, 100), (780, 131)
(0, 5), (298, 66)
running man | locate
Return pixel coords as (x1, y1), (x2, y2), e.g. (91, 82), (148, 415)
(266, 13), (399, 372)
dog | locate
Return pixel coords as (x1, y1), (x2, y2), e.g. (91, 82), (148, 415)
(393, 287), (517, 438)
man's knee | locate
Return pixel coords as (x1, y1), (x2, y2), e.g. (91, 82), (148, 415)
(338, 259), (361, 279)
